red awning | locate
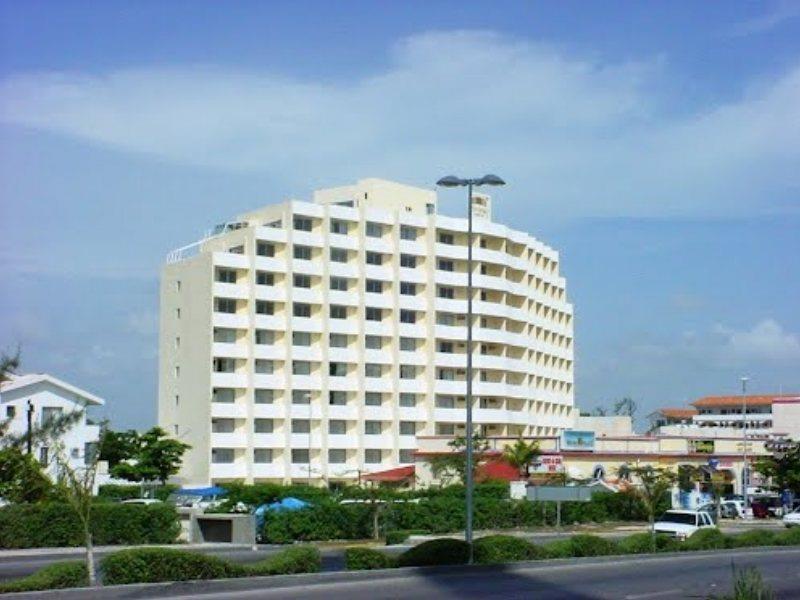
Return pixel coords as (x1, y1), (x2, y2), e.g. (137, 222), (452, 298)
(362, 465), (415, 482)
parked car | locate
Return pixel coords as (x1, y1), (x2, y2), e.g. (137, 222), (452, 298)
(696, 503), (719, 523)
(121, 498), (162, 506)
(783, 508), (800, 528)
(654, 510), (716, 540)
(720, 500), (746, 519)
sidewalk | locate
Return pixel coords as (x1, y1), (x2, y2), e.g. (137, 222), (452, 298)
(0, 542), (258, 559)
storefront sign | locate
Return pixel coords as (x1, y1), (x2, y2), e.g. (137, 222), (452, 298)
(535, 455), (563, 473)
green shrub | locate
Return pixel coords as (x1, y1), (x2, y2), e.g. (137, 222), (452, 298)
(540, 539), (573, 558)
(262, 502), (374, 543)
(0, 503), (180, 549)
(397, 538), (470, 567)
(385, 529), (427, 545)
(775, 526), (800, 546)
(566, 534), (617, 557)
(473, 535), (542, 564)
(683, 528), (727, 551)
(101, 548), (242, 585)
(0, 561), (87, 594)
(726, 530), (776, 548)
(97, 484), (178, 502)
(345, 547), (397, 570)
(617, 532), (680, 554)
(245, 546), (321, 576)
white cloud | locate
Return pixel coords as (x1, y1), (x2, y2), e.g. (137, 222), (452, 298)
(1, 30), (799, 221)
(714, 319), (800, 366)
(727, 1), (800, 37)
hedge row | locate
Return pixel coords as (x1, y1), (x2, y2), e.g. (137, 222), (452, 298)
(263, 491), (662, 543)
(0, 546), (322, 593)
(97, 484), (179, 502)
(0, 503), (181, 549)
(345, 527), (800, 570)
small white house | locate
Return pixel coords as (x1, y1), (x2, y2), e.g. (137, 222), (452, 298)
(0, 373), (104, 478)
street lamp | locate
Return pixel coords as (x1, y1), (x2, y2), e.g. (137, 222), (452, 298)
(741, 376), (750, 508)
(436, 174), (506, 563)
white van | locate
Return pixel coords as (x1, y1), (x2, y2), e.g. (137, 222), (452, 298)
(654, 510), (716, 540)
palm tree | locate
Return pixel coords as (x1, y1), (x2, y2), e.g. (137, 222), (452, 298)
(503, 438), (540, 479)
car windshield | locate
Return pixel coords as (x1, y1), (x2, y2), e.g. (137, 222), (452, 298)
(658, 512), (696, 525)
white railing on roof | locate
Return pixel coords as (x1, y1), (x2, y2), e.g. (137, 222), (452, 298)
(165, 239), (207, 264)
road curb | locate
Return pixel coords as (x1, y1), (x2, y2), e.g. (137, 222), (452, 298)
(4, 546), (800, 599)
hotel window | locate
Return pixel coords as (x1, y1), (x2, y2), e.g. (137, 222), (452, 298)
(400, 310), (416, 324)
(330, 219), (348, 235)
(399, 393), (416, 407)
(438, 286), (455, 299)
(365, 363), (382, 378)
(255, 359), (273, 374)
(291, 449), (309, 464)
(292, 390), (310, 404)
(437, 313), (455, 326)
(256, 242), (275, 257)
(292, 331), (311, 346)
(400, 225), (417, 241)
(365, 421), (381, 435)
(366, 222), (383, 238)
(365, 392), (382, 406)
(256, 271), (274, 286)
(329, 391), (347, 405)
(400, 421), (416, 435)
(214, 328), (236, 343)
(216, 268), (237, 283)
(329, 333), (348, 348)
(399, 449), (414, 463)
(213, 358), (234, 373)
(365, 449), (382, 464)
(294, 274), (312, 288)
(365, 335), (382, 350)
(255, 329), (274, 345)
(330, 305), (347, 319)
(366, 251), (383, 265)
(254, 419), (273, 433)
(400, 282), (416, 296)
(365, 307), (382, 321)
(215, 298), (237, 314)
(438, 341), (454, 353)
(293, 216), (313, 231)
(400, 254), (416, 268)
(292, 361), (311, 375)
(329, 449), (346, 464)
(293, 303), (311, 317)
(399, 337), (416, 352)
(254, 449), (273, 463)
(291, 419), (310, 433)
(256, 300), (274, 315)
(330, 276), (348, 291)
(329, 420), (346, 434)
(212, 388), (235, 403)
(365, 279), (383, 293)
(438, 232), (454, 245)
(329, 362), (347, 377)
(255, 389), (274, 404)
(436, 423), (455, 435)
(437, 369), (455, 381)
(400, 365), (416, 379)
(330, 247), (348, 263)
(293, 245), (312, 260)
(438, 259), (454, 272)
(211, 448), (235, 464)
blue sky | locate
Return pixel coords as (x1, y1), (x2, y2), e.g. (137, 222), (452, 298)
(1, 1), (799, 429)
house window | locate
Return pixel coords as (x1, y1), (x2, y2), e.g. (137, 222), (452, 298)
(400, 310), (416, 324)
(400, 337), (417, 352)
(329, 449), (346, 464)
(256, 242), (275, 257)
(330, 248), (348, 263)
(365, 307), (382, 321)
(365, 449), (382, 464)
(400, 282), (416, 296)
(293, 303), (311, 317)
(399, 393), (416, 407)
(293, 216), (313, 231)
(291, 449), (310, 464)
(400, 225), (417, 241)
(330, 219), (348, 235)
(365, 392), (382, 406)
(330, 276), (348, 291)
(329, 420), (346, 434)
(255, 389), (274, 404)
(365, 251), (382, 265)
(365, 364), (382, 378)
(293, 245), (312, 260)
(330, 305), (347, 319)
(254, 419), (273, 433)
(366, 222), (383, 238)
(400, 421), (416, 435)
(215, 298), (237, 314)
(292, 361), (311, 375)
(365, 279), (383, 293)
(44, 406), (64, 424)
(294, 274), (312, 288)
(39, 446), (49, 467)
(256, 271), (274, 286)
(6, 406), (15, 418)
(254, 449), (273, 463)
(400, 254), (416, 268)
(365, 421), (381, 435)
(256, 300), (274, 315)
(365, 335), (382, 350)
(329, 334), (348, 348)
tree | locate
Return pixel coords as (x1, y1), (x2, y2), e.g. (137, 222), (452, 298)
(613, 397), (638, 420)
(0, 346), (20, 383)
(97, 427), (139, 469)
(755, 441), (800, 496)
(111, 427), (190, 485)
(629, 465), (677, 552)
(591, 406), (608, 417)
(503, 438), (540, 479)
(0, 447), (54, 503)
(429, 433), (490, 485)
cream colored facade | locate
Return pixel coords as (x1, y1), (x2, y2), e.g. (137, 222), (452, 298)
(159, 178), (575, 486)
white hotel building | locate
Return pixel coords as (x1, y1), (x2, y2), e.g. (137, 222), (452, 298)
(158, 179), (575, 486)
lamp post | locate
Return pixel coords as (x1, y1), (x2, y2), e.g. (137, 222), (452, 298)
(741, 376), (750, 508)
(436, 174), (505, 563)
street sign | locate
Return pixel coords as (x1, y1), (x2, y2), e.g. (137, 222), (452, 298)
(526, 485), (595, 503)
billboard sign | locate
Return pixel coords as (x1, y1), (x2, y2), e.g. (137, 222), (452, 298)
(526, 485), (595, 503)
(561, 430), (596, 451)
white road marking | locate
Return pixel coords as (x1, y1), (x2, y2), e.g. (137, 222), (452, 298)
(624, 590), (682, 599)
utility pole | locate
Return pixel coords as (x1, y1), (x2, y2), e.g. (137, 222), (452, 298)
(26, 399), (34, 455)
(741, 376), (750, 508)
